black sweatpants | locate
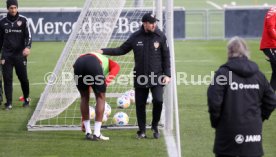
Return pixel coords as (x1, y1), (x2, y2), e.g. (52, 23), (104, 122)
(263, 48), (276, 90)
(0, 64), (3, 103)
(135, 85), (163, 132)
(2, 56), (29, 104)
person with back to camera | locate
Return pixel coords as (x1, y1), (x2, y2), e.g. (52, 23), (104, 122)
(74, 52), (120, 141)
(208, 36), (276, 157)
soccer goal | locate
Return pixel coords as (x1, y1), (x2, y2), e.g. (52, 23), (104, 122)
(28, 0), (180, 156)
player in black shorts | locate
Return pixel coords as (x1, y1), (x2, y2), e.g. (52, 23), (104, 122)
(74, 52), (120, 141)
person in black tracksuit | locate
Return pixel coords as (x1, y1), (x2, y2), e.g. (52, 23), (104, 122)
(208, 37), (276, 157)
(99, 13), (171, 139)
(0, 0), (32, 110)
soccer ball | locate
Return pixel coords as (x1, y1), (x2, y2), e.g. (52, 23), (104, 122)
(89, 105), (108, 122)
(113, 112), (129, 126)
(89, 106), (96, 120)
(101, 114), (108, 122)
(104, 102), (112, 117)
(117, 96), (131, 108)
(93, 102), (112, 117)
(146, 92), (153, 104)
(124, 89), (135, 103)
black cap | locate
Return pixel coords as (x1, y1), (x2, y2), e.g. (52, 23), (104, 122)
(142, 13), (159, 23)
(6, 0), (18, 9)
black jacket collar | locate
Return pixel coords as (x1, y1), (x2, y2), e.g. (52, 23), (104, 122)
(7, 12), (19, 22)
(139, 25), (162, 37)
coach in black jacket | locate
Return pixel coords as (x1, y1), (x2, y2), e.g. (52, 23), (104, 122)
(0, 0), (32, 110)
(99, 13), (171, 139)
(208, 37), (276, 157)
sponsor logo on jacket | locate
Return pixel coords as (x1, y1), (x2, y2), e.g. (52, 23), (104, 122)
(136, 41), (143, 46)
(235, 134), (261, 144)
(5, 29), (22, 33)
(230, 82), (259, 90)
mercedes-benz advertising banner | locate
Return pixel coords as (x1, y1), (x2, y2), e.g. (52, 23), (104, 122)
(0, 8), (185, 41)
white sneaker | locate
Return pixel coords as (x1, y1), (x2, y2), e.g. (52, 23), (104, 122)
(92, 134), (110, 141)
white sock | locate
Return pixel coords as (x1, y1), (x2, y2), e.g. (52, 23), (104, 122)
(83, 120), (92, 135)
(93, 121), (102, 137)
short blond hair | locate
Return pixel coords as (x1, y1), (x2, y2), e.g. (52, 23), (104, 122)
(227, 36), (250, 59)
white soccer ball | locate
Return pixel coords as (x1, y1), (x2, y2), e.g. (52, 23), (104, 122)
(113, 112), (129, 126)
(89, 106), (96, 120)
(124, 89), (135, 103)
(146, 92), (153, 104)
(90, 105), (109, 123)
(101, 114), (108, 123)
(104, 102), (112, 117)
(93, 102), (112, 117)
(117, 96), (131, 108)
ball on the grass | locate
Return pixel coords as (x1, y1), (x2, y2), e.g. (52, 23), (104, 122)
(102, 114), (108, 122)
(89, 106), (95, 120)
(93, 102), (112, 117)
(89, 105), (109, 122)
(104, 102), (112, 117)
(112, 112), (129, 125)
(146, 92), (153, 104)
(117, 96), (130, 108)
(124, 89), (135, 103)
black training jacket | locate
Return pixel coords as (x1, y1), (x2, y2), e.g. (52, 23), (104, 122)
(207, 57), (276, 156)
(102, 26), (170, 88)
(0, 12), (32, 59)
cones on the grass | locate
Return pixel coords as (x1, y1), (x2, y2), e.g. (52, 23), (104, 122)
(19, 96), (31, 102)
(19, 96), (24, 102)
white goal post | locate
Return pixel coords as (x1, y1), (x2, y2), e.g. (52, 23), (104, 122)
(27, 0), (181, 156)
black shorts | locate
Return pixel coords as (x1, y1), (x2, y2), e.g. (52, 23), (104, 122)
(73, 54), (106, 93)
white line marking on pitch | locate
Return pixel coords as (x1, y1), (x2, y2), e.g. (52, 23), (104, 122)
(206, 0), (222, 9)
(13, 82), (45, 86)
